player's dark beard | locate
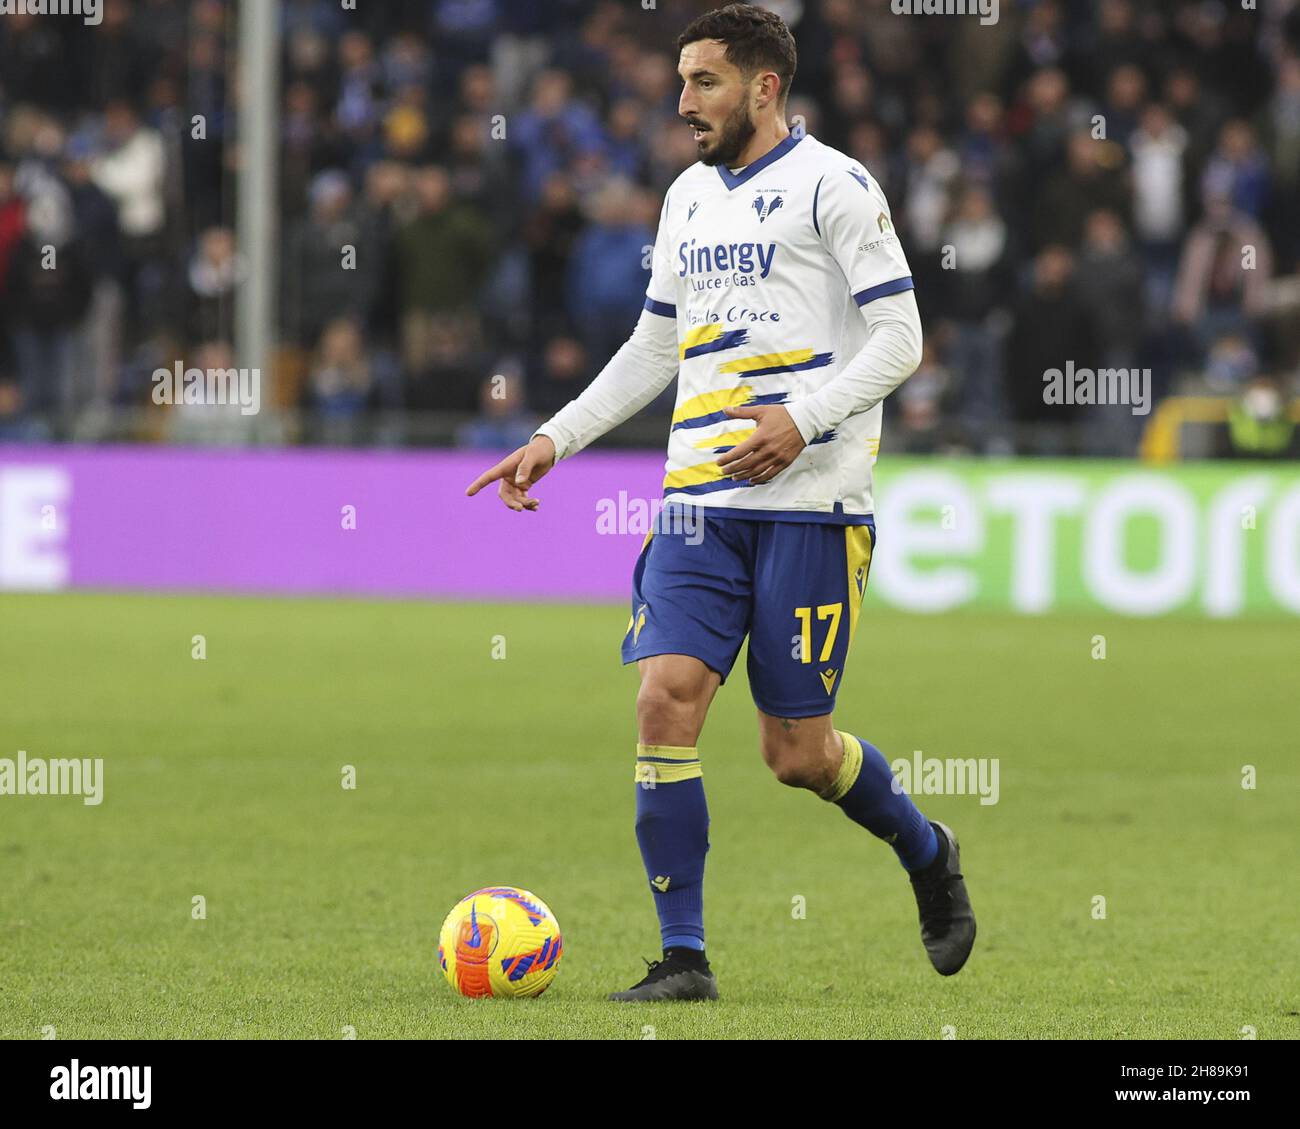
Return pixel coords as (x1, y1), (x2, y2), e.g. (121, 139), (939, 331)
(695, 100), (757, 168)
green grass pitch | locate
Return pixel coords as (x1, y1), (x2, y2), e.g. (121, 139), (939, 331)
(1, 592), (1296, 1039)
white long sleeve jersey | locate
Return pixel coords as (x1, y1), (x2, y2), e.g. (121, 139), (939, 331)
(535, 133), (923, 523)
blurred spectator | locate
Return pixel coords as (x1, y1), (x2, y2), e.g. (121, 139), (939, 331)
(529, 335), (590, 415)
(380, 89), (434, 165)
(1009, 1), (1072, 89)
(1165, 67), (1229, 169)
(1075, 209), (1145, 361)
(511, 70), (606, 205)
(1129, 102), (1189, 318)
(382, 31), (434, 97)
(405, 312), (489, 414)
(892, 339), (955, 450)
(90, 100), (167, 333)
(328, 35), (380, 171)
(524, 172), (585, 346)
(602, 99), (651, 183)
(955, 94), (1021, 212)
(81, 0), (156, 109)
(1172, 192), (1274, 359)
(357, 161), (410, 343)
(1223, 377), (1299, 458)
(64, 140), (125, 421)
(281, 80), (334, 215)
(1007, 246), (1100, 453)
(565, 180), (655, 365)
(7, 190), (92, 434)
(0, 381), (34, 441)
(937, 183), (1014, 451)
(456, 370), (538, 450)
(431, 0), (498, 71)
(446, 113), (516, 218)
(1075, 209), (1147, 455)
(187, 226), (241, 343)
(0, 163), (26, 301)
(282, 169), (383, 346)
(0, 11), (70, 113)
(181, 29), (228, 232)
(898, 126), (961, 266)
(165, 339), (245, 444)
(1035, 132), (1130, 251)
(1100, 64), (1147, 148)
(302, 317), (401, 443)
(1262, 55), (1300, 272)
(395, 165), (493, 377)
(1201, 119), (1271, 220)
(1015, 67), (1076, 187)
(1087, 0), (1147, 90)
(1202, 334), (1260, 395)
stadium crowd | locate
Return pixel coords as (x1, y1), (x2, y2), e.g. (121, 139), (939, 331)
(0, 0), (1298, 455)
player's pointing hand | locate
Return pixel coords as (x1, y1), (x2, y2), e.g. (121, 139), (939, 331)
(465, 434), (557, 512)
(716, 405), (806, 485)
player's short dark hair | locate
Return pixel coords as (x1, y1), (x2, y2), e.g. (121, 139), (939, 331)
(676, 3), (797, 105)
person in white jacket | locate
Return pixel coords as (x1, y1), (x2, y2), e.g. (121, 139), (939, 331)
(91, 100), (166, 241)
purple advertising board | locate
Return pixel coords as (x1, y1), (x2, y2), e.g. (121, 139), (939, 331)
(4, 445), (1299, 616)
(0, 445), (665, 599)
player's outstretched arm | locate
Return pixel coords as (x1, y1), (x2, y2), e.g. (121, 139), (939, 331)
(532, 306), (679, 463)
(465, 305), (679, 512)
(464, 434), (556, 512)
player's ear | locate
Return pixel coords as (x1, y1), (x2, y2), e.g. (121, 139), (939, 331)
(762, 70), (782, 109)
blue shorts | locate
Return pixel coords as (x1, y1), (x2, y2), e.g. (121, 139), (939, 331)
(621, 505), (877, 718)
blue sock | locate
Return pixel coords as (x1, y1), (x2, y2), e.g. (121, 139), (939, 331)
(634, 744), (708, 951)
(823, 731), (938, 871)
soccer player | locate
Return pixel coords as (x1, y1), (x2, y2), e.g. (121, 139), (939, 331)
(467, 2), (975, 1001)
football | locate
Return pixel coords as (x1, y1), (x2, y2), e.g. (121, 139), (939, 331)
(438, 887), (563, 999)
